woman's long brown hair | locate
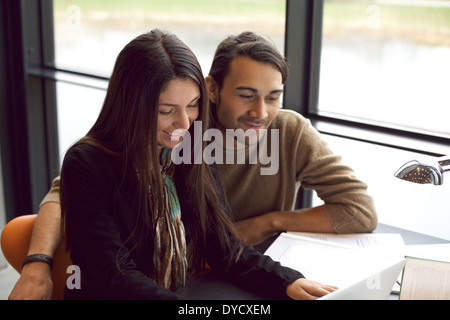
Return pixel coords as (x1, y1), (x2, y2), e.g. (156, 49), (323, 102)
(61, 29), (241, 276)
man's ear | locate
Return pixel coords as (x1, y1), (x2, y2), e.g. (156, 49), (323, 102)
(205, 76), (218, 104)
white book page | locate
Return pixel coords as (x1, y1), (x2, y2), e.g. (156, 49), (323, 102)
(265, 233), (405, 289)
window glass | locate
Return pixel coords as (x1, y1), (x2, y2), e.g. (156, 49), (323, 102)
(56, 82), (105, 163)
(318, 0), (450, 138)
(53, 0), (286, 77)
(311, 135), (450, 241)
(53, 0), (286, 163)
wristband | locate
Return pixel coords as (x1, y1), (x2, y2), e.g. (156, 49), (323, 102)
(22, 254), (54, 270)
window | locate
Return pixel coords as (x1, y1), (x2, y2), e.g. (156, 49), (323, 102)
(317, 0), (450, 139)
(56, 82), (106, 159)
(53, 0), (286, 76)
(4, 0), (449, 238)
(307, 0), (450, 240)
(53, 0), (287, 160)
(312, 134), (450, 241)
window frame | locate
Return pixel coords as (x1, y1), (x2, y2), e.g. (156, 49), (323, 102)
(284, 0), (449, 158)
(0, 0), (58, 218)
(1, 0), (448, 220)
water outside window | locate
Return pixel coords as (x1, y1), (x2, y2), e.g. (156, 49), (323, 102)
(53, 0), (286, 77)
(318, 0), (450, 138)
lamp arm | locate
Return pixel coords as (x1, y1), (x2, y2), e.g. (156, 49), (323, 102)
(437, 155), (450, 173)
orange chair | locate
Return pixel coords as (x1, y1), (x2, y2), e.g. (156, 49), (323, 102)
(1, 214), (72, 300)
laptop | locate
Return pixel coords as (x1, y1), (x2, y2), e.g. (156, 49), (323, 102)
(318, 259), (406, 300)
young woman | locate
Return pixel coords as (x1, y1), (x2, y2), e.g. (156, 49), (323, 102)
(59, 29), (336, 299)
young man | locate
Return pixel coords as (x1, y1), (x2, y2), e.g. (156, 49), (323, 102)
(206, 32), (376, 248)
(8, 32), (376, 299)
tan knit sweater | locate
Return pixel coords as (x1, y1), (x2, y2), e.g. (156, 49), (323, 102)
(42, 110), (377, 233)
(216, 109), (377, 233)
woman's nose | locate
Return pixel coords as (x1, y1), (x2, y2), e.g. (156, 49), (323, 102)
(175, 109), (191, 130)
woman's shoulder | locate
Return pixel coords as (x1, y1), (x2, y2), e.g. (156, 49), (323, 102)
(61, 143), (122, 193)
(63, 142), (117, 174)
(65, 143), (106, 162)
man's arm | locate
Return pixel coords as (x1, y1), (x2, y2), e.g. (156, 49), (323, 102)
(27, 202), (62, 257)
(8, 176), (63, 300)
(8, 202), (62, 300)
(234, 205), (334, 246)
(233, 113), (377, 246)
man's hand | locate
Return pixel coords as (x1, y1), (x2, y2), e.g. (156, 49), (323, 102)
(8, 262), (53, 300)
(8, 201), (62, 300)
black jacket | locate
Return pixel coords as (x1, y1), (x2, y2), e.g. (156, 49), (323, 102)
(61, 144), (303, 299)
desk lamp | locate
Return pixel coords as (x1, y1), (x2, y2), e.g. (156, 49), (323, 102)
(394, 155), (450, 185)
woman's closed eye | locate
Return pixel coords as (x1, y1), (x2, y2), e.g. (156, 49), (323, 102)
(159, 108), (175, 116)
(187, 102), (199, 109)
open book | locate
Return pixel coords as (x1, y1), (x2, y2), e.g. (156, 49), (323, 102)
(400, 257), (450, 300)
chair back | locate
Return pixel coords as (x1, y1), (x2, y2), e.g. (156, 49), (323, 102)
(1, 214), (72, 300)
